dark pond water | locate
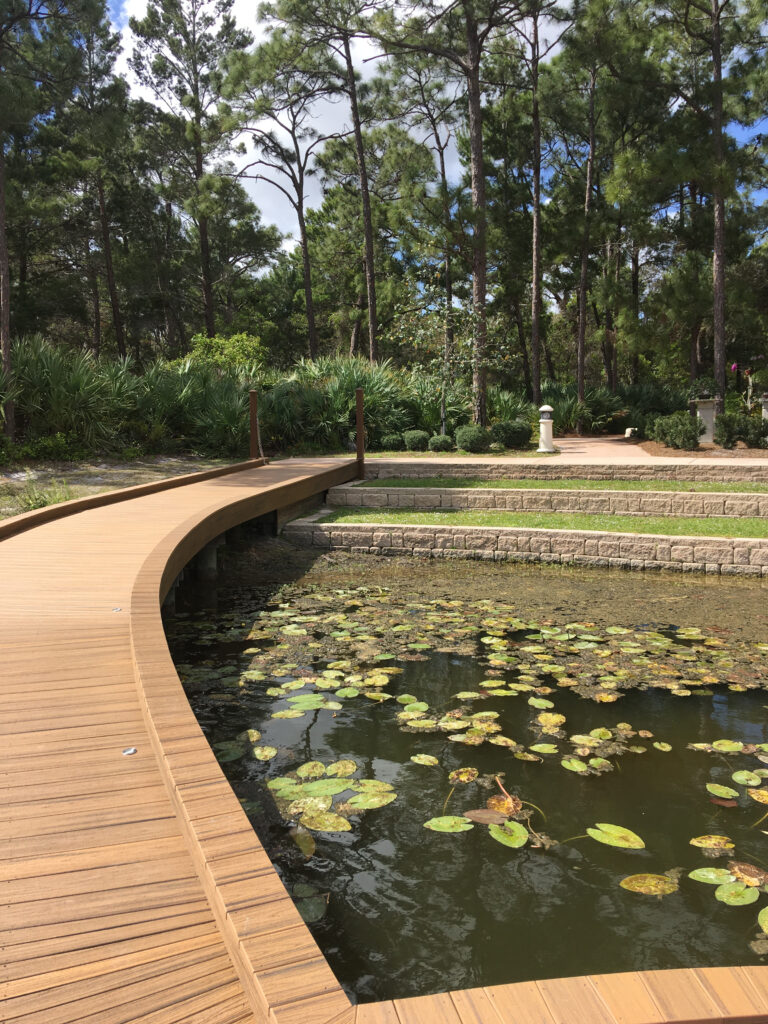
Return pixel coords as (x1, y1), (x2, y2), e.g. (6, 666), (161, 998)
(165, 539), (768, 1002)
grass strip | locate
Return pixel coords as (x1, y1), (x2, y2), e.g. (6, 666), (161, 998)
(325, 507), (768, 539)
(359, 477), (768, 493)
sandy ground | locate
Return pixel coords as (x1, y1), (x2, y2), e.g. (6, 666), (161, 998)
(0, 454), (228, 520)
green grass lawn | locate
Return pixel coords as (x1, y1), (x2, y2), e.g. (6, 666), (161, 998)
(360, 476), (768, 493)
(325, 507), (768, 539)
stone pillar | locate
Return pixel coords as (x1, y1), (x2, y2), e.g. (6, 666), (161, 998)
(537, 405), (555, 453)
(195, 539), (222, 581)
(696, 397), (716, 444)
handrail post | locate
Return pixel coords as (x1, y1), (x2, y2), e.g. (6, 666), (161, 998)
(355, 387), (365, 479)
(249, 391), (263, 460)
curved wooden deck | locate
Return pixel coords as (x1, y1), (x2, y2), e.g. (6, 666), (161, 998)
(3, 456), (768, 1024)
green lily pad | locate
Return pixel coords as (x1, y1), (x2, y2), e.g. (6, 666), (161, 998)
(712, 740), (744, 753)
(454, 692), (482, 700)
(589, 757), (613, 771)
(561, 758), (589, 773)
(528, 697), (554, 709)
(758, 906), (768, 934)
(353, 779), (395, 793)
(411, 754), (439, 766)
(301, 779), (352, 797)
(300, 810), (352, 832)
(252, 746), (277, 761)
(347, 791), (397, 810)
(587, 823), (645, 849)
(296, 761), (327, 779)
(288, 825), (316, 859)
(423, 815), (474, 833)
(287, 795), (333, 816)
(706, 783), (739, 800)
(688, 867), (736, 885)
(488, 820), (528, 848)
(653, 742), (672, 752)
(272, 710), (305, 720)
(397, 694), (418, 705)
(335, 687), (359, 698)
(530, 743), (558, 754)
(715, 881), (759, 906)
(732, 770), (762, 787)
(619, 874), (678, 896)
(590, 728), (613, 740)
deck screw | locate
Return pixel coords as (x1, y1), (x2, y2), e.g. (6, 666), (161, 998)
(112, 607), (122, 612)
(122, 747), (137, 756)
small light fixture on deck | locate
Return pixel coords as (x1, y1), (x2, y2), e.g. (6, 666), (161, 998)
(122, 747), (138, 756)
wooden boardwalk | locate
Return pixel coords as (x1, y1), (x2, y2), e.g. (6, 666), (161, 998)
(3, 456), (768, 1024)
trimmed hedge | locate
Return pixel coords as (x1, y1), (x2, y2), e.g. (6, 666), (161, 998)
(428, 434), (454, 452)
(490, 419), (532, 449)
(714, 413), (768, 449)
(403, 429), (430, 451)
(650, 411), (704, 450)
(455, 424), (491, 453)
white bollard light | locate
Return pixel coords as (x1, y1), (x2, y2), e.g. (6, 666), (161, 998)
(538, 404), (556, 453)
(761, 393), (768, 422)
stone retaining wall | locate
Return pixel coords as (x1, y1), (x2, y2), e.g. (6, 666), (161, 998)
(365, 459), (768, 483)
(284, 516), (768, 576)
(327, 483), (768, 518)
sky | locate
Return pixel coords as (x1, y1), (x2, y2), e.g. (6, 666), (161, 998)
(107, 0), (430, 251)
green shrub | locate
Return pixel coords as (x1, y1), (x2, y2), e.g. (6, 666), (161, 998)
(17, 479), (74, 511)
(189, 332), (266, 369)
(381, 432), (406, 450)
(714, 413), (768, 449)
(403, 429), (430, 451)
(15, 432), (89, 461)
(490, 419), (531, 449)
(455, 424), (491, 453)
(428, 433), (453, 452)
(650, 411), (704, 450)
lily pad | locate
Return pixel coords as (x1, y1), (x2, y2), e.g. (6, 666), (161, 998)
(530, 743), (558, 754)
(449, 767), (479, 785)
(464, 808), (507, 824)
(528, 697), (554, 709)
(296, 761), (327, 779)
(732, 770), (762, 787)
(715, 881), (759, 906)
(347, 792), (397, 810)
(587, 823), (645, 849)
(326, 759), (358, 777)
(423, 815), (474, 833)
(712, 739), (744, 753)
(561, 758), (589, 773)
(300, 810), (352, 832)
(252, 746), (278, 761)
(410, 754), (439, 766)
(706, 783), (739, 800)
(747, 788), (768, 804)
(758, 906), (768, 934)
(653, 742), (672, 752)
(619, 874), (678, 896)
(690, 834), (734, 850)
(212, 740), (245, 762)
(301, 779), (352, 797)
(488, 820), (528, 848)
(688, 867), (736, 885)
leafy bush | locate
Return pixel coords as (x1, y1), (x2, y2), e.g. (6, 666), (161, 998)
(381, 432), (406, 450)
(490, 419), (531, 449)
(650, 411), (704, 450)
(15, 432), (89, 461)
(428, 434), (453, 452)
(188, 332), (266, 369)
(488, 388), (536, 425)
(714, 413), (768, 449)
(403, 429), (430, 451)
(455, 424), (491, 453)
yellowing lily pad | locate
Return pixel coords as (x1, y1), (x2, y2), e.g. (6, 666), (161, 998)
(296, 761), (327, 779)
(449, 767), (479, 785)
(587, 823), (645, 849)
(347, 792), (397, 810)
(326, 759), (357, 777)
(300, 810), (352, 832)
(690, 835), (734, 850)
(411, 754), (439, 766)
(252, 746), (277, 761)
(619, 874), (678, 896)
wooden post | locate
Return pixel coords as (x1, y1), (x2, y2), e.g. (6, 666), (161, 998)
(355, 387), (365, 478)
(249, 391), (262, 460)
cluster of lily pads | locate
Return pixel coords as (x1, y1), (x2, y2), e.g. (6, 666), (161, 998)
(170, 583), (768, 952)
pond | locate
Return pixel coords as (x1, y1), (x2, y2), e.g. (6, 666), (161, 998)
(165, 538), (768, 1002)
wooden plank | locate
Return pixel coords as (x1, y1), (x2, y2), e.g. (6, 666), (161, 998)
(695, 966), (768, 1022)
(589, 973), (665, 1024)
(638, 970), (723, 1023)
(482, 982), (557, 1024)
(355, 1003), (400, 1024)
(536, 976), (616, 1024)
(393, 992), (463, 1024)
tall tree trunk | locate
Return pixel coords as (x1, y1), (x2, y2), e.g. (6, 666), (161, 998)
(88, 256), (101, 357)
(437, 148), (455, 434)
(690, 317), (703, 383)
(514, 301), (533, 400)
(465, 19), (488, 426)
(630, 241), (640, 384)
(529, 17), (542, 405)
(543, 336), (556, 382)
(96, 174), (126, 359)
(576, 67), (597, 429)
(0, 146), (14, 438)
(349, 292), (365, 356)
(297, 200), (319, 360)
(711, 0), (726, 414)
(343, 33), (377, 362)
